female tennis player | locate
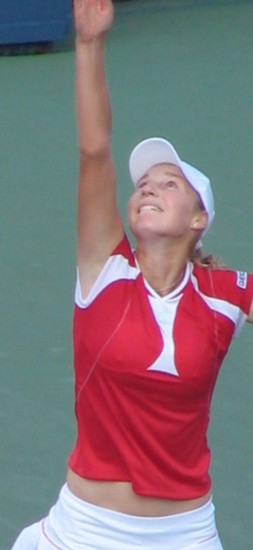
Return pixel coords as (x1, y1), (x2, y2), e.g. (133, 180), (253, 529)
(11, 0), (253, 548)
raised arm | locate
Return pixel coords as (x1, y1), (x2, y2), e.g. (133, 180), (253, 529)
(74, 0), (124, 297)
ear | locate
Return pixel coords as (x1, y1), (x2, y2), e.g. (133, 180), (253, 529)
(190, 210), (208, 232)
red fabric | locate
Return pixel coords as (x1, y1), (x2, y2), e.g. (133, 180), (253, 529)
(68, 236), (253, 499)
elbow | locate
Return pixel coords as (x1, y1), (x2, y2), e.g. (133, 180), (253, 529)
(78, 144), (113, 171)
(78, 141), (111, 160)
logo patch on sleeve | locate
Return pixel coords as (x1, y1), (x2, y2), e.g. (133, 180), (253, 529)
(236, 271), (247, 289)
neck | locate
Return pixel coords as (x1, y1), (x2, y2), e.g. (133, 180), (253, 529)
(153, 271), (185, 295)
(135, 245), (188, 296)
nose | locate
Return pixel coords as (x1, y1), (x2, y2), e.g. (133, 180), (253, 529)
(141, 181), (158, 196)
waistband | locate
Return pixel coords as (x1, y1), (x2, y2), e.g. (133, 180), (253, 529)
(63, 482), (214, 526)
(42, 483), (218, 550)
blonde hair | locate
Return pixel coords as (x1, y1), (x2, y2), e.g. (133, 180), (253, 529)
(190, 246), (224, 269)
(189, 199), (223, 269)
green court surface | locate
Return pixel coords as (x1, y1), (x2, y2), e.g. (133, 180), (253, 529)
(1, 1), (253, 548)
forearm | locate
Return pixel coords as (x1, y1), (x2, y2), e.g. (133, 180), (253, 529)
(76, 36), (112, 156)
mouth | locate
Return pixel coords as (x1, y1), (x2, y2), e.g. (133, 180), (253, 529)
(138, 205), (163, 214)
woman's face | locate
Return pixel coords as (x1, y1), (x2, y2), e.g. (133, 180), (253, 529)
(127, 163), (206, 242)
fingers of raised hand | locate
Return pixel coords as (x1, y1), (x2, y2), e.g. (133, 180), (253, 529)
(73, 0), (114, 42)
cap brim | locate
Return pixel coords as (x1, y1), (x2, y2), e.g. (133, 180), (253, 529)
(129, 137), (182, 186)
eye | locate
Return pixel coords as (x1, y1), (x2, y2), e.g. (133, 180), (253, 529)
(137, 180), (147, 189)
(161, 180), (177, 189)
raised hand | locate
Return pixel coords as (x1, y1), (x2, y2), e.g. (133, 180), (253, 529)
(73, 0), (114, 43)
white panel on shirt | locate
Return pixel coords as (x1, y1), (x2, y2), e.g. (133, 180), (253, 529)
(144, 264), (191, 377)
(147, 295), (180, 376)
(75, 255), (140, 308)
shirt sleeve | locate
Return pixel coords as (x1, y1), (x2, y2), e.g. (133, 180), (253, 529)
(195, 266), (253, 338)
(216, 270), (253, 337)
(75, 234), (136, 307)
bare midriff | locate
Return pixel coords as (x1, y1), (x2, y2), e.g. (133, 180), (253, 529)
(66, 468), (212, 517)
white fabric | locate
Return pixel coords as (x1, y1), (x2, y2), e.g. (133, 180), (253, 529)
(11, 484), (223, 550)
(75, 253), (139, 308)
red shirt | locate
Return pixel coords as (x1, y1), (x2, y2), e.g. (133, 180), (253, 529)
(68, 236), (253, 499)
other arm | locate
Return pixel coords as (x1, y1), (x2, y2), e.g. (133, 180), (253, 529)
(247, 298), (253, 323)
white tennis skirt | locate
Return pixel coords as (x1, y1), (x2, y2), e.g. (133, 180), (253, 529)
(11, 483), (223, 550)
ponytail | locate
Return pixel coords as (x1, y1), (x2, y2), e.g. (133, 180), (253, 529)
(190, 246), (224, 269)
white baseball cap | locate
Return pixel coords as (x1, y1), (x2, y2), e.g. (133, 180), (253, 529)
(129, 137), (215, 235)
